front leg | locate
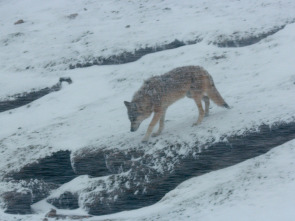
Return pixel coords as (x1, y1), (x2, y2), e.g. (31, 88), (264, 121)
(152, 109), (167, 137)
(142, 111), (162, 142)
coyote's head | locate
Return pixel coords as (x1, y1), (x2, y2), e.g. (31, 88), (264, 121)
(124, 101), (152, 132)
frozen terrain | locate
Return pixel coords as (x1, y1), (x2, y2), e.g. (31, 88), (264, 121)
(1, 140), (295, 220)
(0, 0), (295, 220)
(87, 140), (295, 221)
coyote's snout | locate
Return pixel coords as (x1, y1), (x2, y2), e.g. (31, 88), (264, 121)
(124, 101), (149, 132)
(124, 66), (230, 142)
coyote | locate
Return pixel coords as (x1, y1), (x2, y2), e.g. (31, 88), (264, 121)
(124, 66), (229, 142)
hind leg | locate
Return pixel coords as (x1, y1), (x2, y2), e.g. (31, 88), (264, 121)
(203, 96), (210, 117)
(192, 95), (205, 126)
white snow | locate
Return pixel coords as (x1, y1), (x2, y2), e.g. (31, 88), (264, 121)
(1, 0), (295, 220)
(1, 0), (295, 72)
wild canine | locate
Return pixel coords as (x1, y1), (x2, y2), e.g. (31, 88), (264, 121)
(124, 66), (230, 142)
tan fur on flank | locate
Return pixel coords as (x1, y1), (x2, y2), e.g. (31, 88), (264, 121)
(124, 66), (229, 142)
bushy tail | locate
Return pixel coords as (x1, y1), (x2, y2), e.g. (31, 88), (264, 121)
(207, 87), (230, 109)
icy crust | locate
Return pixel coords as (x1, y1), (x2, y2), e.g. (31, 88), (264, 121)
(1, 0), (295, 71)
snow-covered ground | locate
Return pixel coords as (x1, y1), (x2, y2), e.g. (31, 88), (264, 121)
(2, 139), (295, 221)
(90, 139), (295, 221)
(1, 0), (295, 72)
(1, 0), (295, 220)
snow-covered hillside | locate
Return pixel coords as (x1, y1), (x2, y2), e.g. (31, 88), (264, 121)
(1, 0), (295, 220)
(1, 0), (295, 72)
(2, 139), (295, 220)
(88, 140), (295, 221)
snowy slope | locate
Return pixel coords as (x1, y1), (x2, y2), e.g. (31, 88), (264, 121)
(87, 139), (295, 221)
(1, 0), (294, 72)
(1, 18), (295, 176)
(2, 136), (295, 220)
(1, 0), (295, 220)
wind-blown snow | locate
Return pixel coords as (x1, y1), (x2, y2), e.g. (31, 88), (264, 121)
(1, 0), (295, 220)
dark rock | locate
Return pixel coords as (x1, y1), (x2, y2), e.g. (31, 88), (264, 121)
(71, 147), (144, 176)
(45, 208), (57, 218)
(20, 179), (59, 203)
(67, 13), (78, 19)
(212, 54), (226, 60)
(82, 168), (161, 216)
(47, 191), (79, 209)
(14, 19), (24, 25)
(1, 190), (32, 214)
(45, 208), (92, 219)
(2, 150), (75, 214)
(71, 148), (110, 177)
(8, 150), (76, 185)
(59, 77), (73, 84)
(0, 180), (54, 214)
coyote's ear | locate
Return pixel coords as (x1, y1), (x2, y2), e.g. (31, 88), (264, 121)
(124, 101), (131, 108)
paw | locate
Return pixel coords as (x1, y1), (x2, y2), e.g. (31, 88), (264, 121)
(192, 122), (201, 126)
(141, 137), (149, 143)
(152, 132), (160, 137)
(205, 112), (209, 117)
